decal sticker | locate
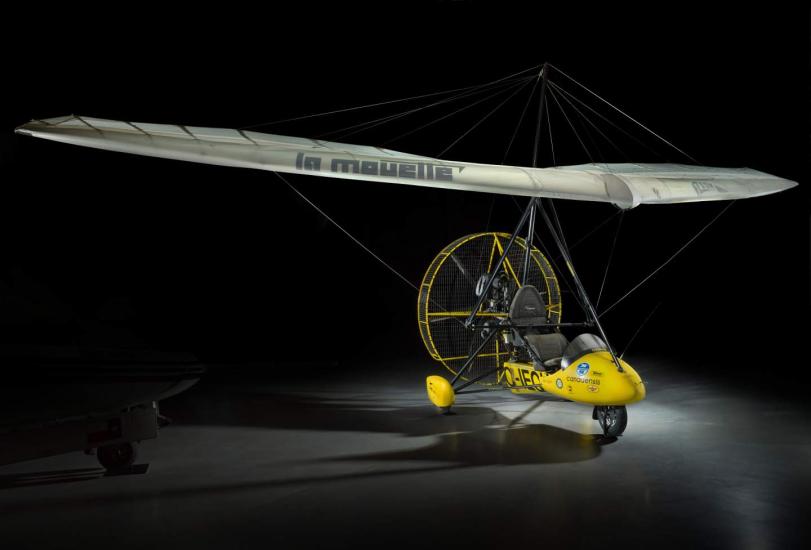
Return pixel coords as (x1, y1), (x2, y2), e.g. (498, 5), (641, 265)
(567, 376), (601, 385)
(555, 378), (563, 389)
(295, 153), (456, 181)
(587, 385), (599, 393)
(576, 362), (590, 377)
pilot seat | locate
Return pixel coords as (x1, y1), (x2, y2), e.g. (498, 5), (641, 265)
(508, 285), (568, 371)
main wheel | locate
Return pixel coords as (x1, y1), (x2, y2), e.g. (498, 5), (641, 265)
(594, 405), (628, 437)
(97, 442), (138, 471)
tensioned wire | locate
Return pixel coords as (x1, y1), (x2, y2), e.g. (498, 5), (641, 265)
(548, 85), (594, 163)
(514, 67), (726, 327)
(250, 63), (725, 329)
(380, 78), (532, 146)
(549, 81), (631, 163)
(275, 171), (420, 294)
(325, 75), (534, 141)
(550, 84), (610, 166)
(541, 69), (737, 323)
(502, 70), (545, 164)
(437, 77), (534, 157)
(270, 70), (545, 332)
(596, 212), (624, 310)
(239, 64), (542, 130)
(548, 80), (666, 161)
(598, 200), (736, 318)
(275, 171), (467, 329)
(549, 64), (697, 163)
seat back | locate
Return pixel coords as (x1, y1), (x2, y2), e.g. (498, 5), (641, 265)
(508, 285), (548, 326)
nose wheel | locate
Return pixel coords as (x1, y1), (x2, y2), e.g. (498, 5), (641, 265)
(97, 441), (138, 471)
(593, 405), (627, 437)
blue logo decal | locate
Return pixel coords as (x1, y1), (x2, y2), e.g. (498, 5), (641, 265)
(576, 362), (590, 377)
(555, 378), (563, 389)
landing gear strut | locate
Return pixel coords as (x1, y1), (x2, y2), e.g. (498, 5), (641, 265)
(593, 405), (627, 437)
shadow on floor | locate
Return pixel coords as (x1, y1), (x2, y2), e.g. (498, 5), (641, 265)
(0, 464), (150, 490)
(0, 422), (600, 514)
(326, 423), (602, 466)
(169, 389), (604, 465)
(0, 468), (105, 489)
(0, 390), (600, 508)
(165, 388), (581, 439)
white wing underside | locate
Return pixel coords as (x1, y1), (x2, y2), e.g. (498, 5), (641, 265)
(15, 115), (796, 209)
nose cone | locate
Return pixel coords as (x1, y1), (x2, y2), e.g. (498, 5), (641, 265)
(618, 358), (646, 404)
(633, 378), (646, 402)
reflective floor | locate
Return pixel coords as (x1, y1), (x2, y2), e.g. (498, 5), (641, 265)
(0, 356), (809, 549)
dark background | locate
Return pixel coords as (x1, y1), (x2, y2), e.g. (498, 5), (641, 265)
(2, 4), (808, 374)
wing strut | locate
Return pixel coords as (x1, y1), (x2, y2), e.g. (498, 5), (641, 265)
(538, 199), (624, 372)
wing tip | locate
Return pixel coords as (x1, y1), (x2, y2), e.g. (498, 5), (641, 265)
(14, 114), (80, 136)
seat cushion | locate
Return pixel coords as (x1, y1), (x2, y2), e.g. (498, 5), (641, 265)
(524, 333), (569, 363)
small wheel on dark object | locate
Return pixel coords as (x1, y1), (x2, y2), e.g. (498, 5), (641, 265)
(594, 405), (627, 437)
(97, 442), (138, 471)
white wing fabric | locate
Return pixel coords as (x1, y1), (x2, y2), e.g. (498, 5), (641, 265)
(15, 115), (796, 209)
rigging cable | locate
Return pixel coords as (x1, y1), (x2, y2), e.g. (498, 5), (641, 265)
(261, 68), (550, 329)
(549, 64), (698, 163)
(276, 172), (419, 293)
(558, 210), (621, 257)
(324, 75), (533, 140)
(548, 86), (593, 162)
(595, 211), (624, 309)
(262, 64), (716, 335)
(382, 77), (529, 146)
(620, 301), (662, 359)
(549, 81), (630, 162)
(551, 84), (609, 165)
(240, 64), (542, 130)
(276, 172), (468, 328)
(599, 200), (736, 317)
(438, 77), (534, 157)
(538, 86), (616, 260)
(548, 80), (666, 161)
(545, 98), (555, 166)
(502, 72), (544, 163)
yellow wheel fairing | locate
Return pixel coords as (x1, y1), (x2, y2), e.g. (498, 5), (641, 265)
(417, 232), (561, 386)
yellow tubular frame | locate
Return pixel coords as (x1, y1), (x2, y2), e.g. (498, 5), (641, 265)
(417, 232), (561, 384)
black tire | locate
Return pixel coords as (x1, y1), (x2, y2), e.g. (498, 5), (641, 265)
(594, 405), (628, 437)
(97, 442), (138, 471)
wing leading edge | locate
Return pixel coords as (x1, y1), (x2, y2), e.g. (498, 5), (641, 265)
(15, 115), (797, 209)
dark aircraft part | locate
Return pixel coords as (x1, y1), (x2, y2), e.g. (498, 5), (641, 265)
(0, 347), (204, 428)
(0, 402), (159, 467)
(98, 441), (139, 471)
(594, 405), (628, 437)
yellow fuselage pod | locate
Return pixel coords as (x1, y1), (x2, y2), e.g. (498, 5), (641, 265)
(504, 351), (645, 406)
